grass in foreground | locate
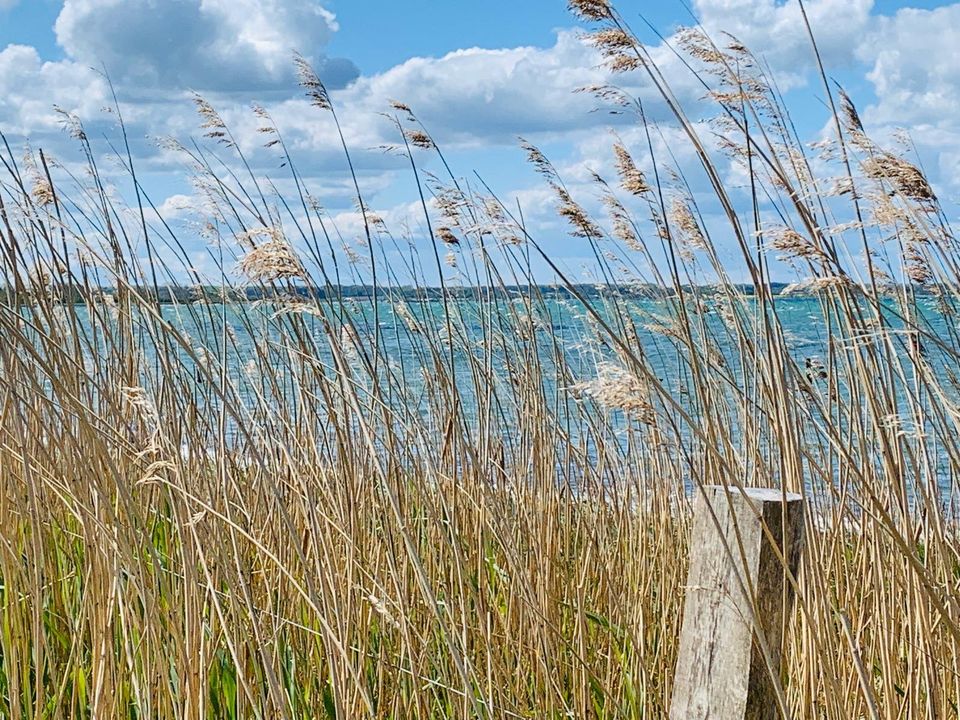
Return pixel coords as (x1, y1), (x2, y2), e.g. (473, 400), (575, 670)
(2, 1), (960, 717)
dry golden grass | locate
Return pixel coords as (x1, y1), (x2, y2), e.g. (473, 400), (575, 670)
(1, 3), (960, 718)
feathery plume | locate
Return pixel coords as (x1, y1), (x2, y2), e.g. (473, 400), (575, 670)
(240, 240), (304, 283)
(394, 301), (421, 333)
(294, 53), (331, 110)
(573, 363), (656, 425)
(404, 129), (435, 150)
(519, 138), (558, 181)
(781, 275), (854, 295)
(437, 226), (460, 246)
(192, 95), (234, 147)
(53, 106), (87, 142)
(586, 28), (641, 73)
(568, 0), (612, 22)
(557, 188), (602, 239)
(767, 227), (828, 263)
(669, 197), (707, 251)
(863, 153), (936, 203)
(31, 178), (54, 207)
(603, 194), (643, 252)
(903, 245), (933, 285)
(838, 89), (864, 134)
(613, 143), (651, 196)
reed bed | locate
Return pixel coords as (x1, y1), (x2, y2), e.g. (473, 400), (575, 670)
(1, 1), (959, 717)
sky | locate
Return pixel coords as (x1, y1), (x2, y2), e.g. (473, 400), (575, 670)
(1, 0), (958, 285)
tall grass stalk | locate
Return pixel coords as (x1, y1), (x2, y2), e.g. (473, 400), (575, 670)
(1, 3), (959, 717)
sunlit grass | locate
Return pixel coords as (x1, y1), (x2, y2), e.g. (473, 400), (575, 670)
(1, 1), (960, 717)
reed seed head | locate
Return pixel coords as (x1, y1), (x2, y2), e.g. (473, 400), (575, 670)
(863, 153), (936, 203)
(556, 187), (602, 239)
(240, 241), (304, 283)
(404, 129), (435, 150)
(294, 53), (332, 111)
(568, 0), (612, 21)
(613, 143), (650, 196)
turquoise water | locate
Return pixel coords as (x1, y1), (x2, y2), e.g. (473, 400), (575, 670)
(28, 293), (960, 504)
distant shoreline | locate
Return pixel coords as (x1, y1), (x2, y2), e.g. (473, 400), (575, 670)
(2, 282), (944, 305)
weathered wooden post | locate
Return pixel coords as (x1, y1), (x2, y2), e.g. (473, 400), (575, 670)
(669, 486), (805, 720)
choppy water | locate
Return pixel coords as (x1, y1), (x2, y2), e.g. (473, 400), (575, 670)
(134, 293), (958, 399)
(25, 293), (960, 504)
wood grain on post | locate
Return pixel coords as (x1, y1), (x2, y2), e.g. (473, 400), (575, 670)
(669, 486), (805, 720)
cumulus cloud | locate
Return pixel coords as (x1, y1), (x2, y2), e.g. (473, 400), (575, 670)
(253, 28), (707, 159)
(266, 0), (880, 156)
(0, 44), (107, 135)
(0, 0), (358, 154)
(156, 193), (197, 220)
(694, 0), (874, 69)
(850, 3), (960, 196)
(0, 0), (884, 154)
(338, 33), (610, 143)
(690, 0), (959, 198)
(859, 4), (960, 125)
(54, 0), (358, 92)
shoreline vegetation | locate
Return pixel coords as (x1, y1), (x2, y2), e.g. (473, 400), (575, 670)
(1, 281), (952, 304)
(2, 0), (960, 718)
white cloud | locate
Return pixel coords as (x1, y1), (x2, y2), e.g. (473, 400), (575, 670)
(187, 30), (619, 165)
(858, 4), (960, 125)
(851, 4), (960, 196)
(234, 26), (712, 168)
(54, 0), (357, 92)
(0, 44), (107, 135)
(689, 0), (960, 195)
(156, 193), (197, 220)
(694, 0), (874, 69)
(0, 0), (359, 161)
(2, 0), (876, 159)
(338, 32), (609, 143)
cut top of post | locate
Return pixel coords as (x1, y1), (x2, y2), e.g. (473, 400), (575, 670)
(707, 485), (803, 504)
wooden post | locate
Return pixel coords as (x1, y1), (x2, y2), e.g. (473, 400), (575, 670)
(669, 486), (805, 720)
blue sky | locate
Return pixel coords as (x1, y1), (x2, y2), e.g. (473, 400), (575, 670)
(1, 0), (958, 285)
